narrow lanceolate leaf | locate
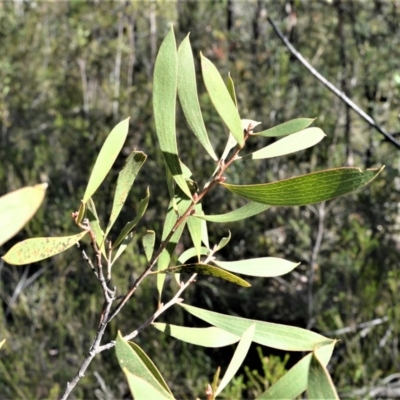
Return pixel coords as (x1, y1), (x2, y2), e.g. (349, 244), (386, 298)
(86, 198), (106, 257)
(0, 183), (47, 246)
(76, 201), (85, 225)
(0, 339), (5, 349)
(178, 35), (218, 161)
(177, 247), (210, 264)
(215, 324), (255, 396)
(257, 342), (336, 400)
(308, 350), (339, 400)
(214, 257), (300, 278)
(112, 232), (135, 266)
(196, 202), (270, 223)
(115, 332), (174, 399)
(83, 118), (130, 203)
(157, 263), (251, 287)
(242, 128), (326, 160)
(222, 167), (385, 206)
(152, 323), (240, 348)
(105, 151), (147, 237)
(215, 231), (231, 251)
(153, 27), (191, 198)
(201, 53), (244, 147)
(226, 73), (237, 108)
(112, 187), (150, 249)
(180, 304), (334, 352)
(187, 204), (203, 261)
(254, 118), (316, 137)
(123, 370), (174, 400)
(2, 231), (88, 265)
(142, 230), (156, 262)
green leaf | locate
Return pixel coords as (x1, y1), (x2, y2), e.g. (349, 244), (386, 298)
(105, 151), (147, 238)
(0, 339), (5, 350)
(255, 118), (316, 137)
(122, 370), (173, 400)
(153, 26), (191, 198)
(112, 187), (150, 249)
(76, 200), (85, 225)
(86, 198), (106, 257)
(142, 230), (156, 262)
(200, 53), (244, 147)
(242, 128), (326, 160)
(115, 332), (174, 399)
(177, 35), (218, 161)
(2, 231), (88, 265)
(257, 342), (336, 400)
(179, 304), (334, 351)
(157, 263), (251, 287)
(112, 232), (135, 266)
(215, 231), (231, 251)
(214, 257), (300, 278)
(226, 72), (237, 108)
(222, 167), (384, 206)
(308, 350), (339, 400)
(152, 323), (240, 347)
(177, 247), (210, 264)
(0, 183), (47, 246)
(187, 204), (203, 261)
(215, 324), (255, 396)
(82, 118), (130, 203)
(196, 202), (270, 223)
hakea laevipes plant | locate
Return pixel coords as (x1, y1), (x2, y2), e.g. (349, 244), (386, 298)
(2, 27), (383, 399)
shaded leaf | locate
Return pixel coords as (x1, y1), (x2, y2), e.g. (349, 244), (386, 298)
(215, 324), (255, 396)
(152, 323), (240, 348)
(2, 231), (88, 265)
(142, 230), (156, 262)
(196, 201), (270, 223)
(178, 35), (218, 161)
(201, 53), (244, 146)
(180, 304), (334, 351)
(115, 332), (174, 399)
(105, 151), (147, 237)
(112, 232), (135, 266)
(242, 128), (325, 160)
(257, 342), (336, 400)
(0, 183), (47, 246)
(255, 118), (316, 137)
(82, 118), (130, 203)
(76, 200), (85, 225)
(308, 350), (339, 400)
(214, 257), (300, 277)
(112, 188), (150, 250)
(86, 198), (106, 257)
(153, 26), (191, 198)
(187, 204), (202, 261)
(222, 167), (384, 206)
(157, 263), (251, 287)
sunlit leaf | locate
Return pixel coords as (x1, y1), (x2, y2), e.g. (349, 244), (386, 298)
(214, 257), (300, 277)
(242, 128), (325, 160)
(201, 53), (244, 147)
(112, 187), (150, 249)
(142, 230), (155, 262)
(257, 342), (336, 400)
(222, 167), (384, 206)
(105, 151), (146, 237)
(2, 231), (88, 265)
(196, 201), (270, 223)
(82, 118), (130, 203)
(174, 246), (210, 285)
(215, 324), (255, 396)
(254, 118), (316, 137)
(0, 339), (5, 349)
(156, 263), (251, 287)
(112, 232), (135, 266)
(226, 72), (237, 108)
(152, 323), (240, 347)
(0, 183), (47, 246)
(215, 231), (231, 251)
(178, 35), (218, 161)
(308, 349), (339, 400)
(180, 304), (334, 351)
(187, 204), (202, 261)
(115, 332), (174, 399)
(153, 26), (191, 198)
(86, 198), (106, 257)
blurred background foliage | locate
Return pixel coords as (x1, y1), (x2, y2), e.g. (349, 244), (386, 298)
(0, 0), (399, 398)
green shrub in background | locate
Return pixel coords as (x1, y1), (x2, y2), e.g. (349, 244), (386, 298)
(2, 27), (383, 399)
